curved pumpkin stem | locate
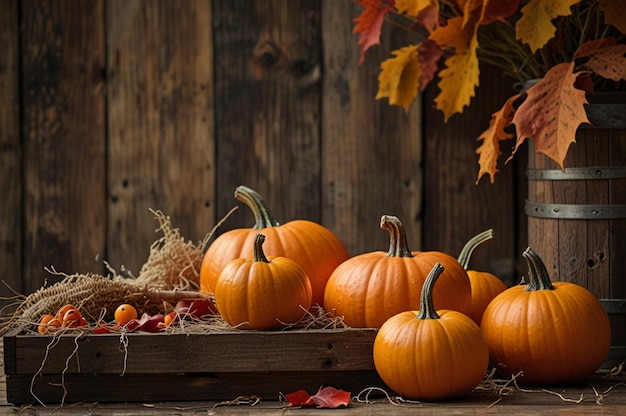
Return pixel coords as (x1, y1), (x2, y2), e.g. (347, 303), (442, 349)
(417, 263), (445, 320)
(380, 215), (413, 257)
(522, 247), (555, 291)
(253, 234), (270, 263)
(235, 186), (280, 229)
(457, 229), (495, 271)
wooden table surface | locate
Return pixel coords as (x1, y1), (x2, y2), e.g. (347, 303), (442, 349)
(1, 341), (625, 416)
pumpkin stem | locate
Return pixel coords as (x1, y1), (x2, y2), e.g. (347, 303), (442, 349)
(235, 186), (280, 229)
(457, 229), (495, 271)
(416, 263), (445, 320)
(380, 215), (414, 257)
(522, 247), (555, 291)
(253, 234), (270, 263)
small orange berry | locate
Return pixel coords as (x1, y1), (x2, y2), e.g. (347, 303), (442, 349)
(38, 314), (56, 334)
(62, 308), (86, 328)
(56, 304), (78, 320)
(114, 304), (138, 326)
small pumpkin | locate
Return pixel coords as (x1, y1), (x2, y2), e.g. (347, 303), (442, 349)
(323, 215), (471, 328)
(373, 263), (489, 400)
(457, 229), (507, 325)
(200, 185), (349, 308)
(214, 233), (312, 330)
(480, 247), (611, 385)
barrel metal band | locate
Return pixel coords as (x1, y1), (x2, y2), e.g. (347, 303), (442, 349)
(527, 166), (626, 180)
(600, 299), (626, 314)
(525, 200), (626, 219)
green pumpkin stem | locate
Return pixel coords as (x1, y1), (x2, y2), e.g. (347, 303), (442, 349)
(457, 229), (495, 271)
(417, 263), (445, 320)
(253, 234), (270, 263)
(235, 186), (280, 229)
(522, 247), (555, 291)
(380, 215), (414, 257)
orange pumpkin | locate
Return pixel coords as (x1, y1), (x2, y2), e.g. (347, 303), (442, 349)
(323, 215), (471, 328)
(373, 263), (489, 400)
(214, 234), (312, 330)
(457, 229), (507, 325)
(200, 186), (348, 308)
(480, 247), (611, 385)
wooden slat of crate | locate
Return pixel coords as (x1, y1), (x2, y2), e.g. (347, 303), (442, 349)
(3, 328), (382, 404)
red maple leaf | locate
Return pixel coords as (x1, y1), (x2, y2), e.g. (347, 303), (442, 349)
(418, 39), (444, 91)
(285, 386), (351, 408)
(354, 0), (394, 64)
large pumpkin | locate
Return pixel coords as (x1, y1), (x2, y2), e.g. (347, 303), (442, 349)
(200, 186), (349, 307)
(373, 263), (489, 400)
(214, 234), (312, 330)
(480, 247), (611, 385)
(323, 215), (471, 328)
(457, 229), (507, 325)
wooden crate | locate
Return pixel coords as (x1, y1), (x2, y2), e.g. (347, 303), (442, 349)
(3, 328), (382, 405)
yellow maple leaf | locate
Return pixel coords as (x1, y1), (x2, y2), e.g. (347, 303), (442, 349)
(511, 62), (589, 169)
(516, 0), (581, 53)
(376, 44), (422, 111)
(396, 0), (438, 18)
(433, 35), (480, 120)
(475, 94), (519, 184)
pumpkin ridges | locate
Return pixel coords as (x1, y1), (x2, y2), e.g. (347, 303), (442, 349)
(373, 263), (489, 400)
(200, 187), (348, 307)
(480, 247), (611, 385)
(214, 234), (312, 330)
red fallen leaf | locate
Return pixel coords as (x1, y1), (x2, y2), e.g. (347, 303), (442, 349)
(285, 386), (350, 408)
(311, 386), (351, 408)
(125, 313), (166, 333)
(285, 390), (315, 407)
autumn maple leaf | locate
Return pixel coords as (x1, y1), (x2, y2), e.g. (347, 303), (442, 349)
(354, 0), (393, 64)
(376, 44), (422, 111)
(516, 0), (581, 53)
(574, 38), (626, 82)
(285, 386), (351, 409)
(476, 93), (519, 184)
(511, 62), (589, 169)
(395, 0), (440, 32)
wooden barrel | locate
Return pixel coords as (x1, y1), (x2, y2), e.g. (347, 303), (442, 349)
(526, 92), (626, 371)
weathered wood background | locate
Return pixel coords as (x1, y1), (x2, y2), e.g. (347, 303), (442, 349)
(0, 0), (526, 300)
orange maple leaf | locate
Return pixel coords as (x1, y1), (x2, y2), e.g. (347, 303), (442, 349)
(430, 15), (473, 53)
(511, 62), (589, 169)
(599, 0), (626, 34)
(475, 94), (519, 184)
(516, 0), (581, 53)
(575, 39), (626, 82)
(396, 0), (437, 19)
(354, 0), (393, 64)
(376, 44), (421, 111)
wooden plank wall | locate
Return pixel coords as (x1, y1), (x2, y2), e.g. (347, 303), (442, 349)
(0, 0), (525, 303)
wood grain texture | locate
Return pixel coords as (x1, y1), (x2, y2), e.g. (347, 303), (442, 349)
(321, 1), (422, 256)
(21, 1), (107, 293)
(212, 0), (323, 233)
(4, 329), (376, 374)
(106, 0), (215, 275)
(0, 0), (21, 298)
(423, 65), (522, 286)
